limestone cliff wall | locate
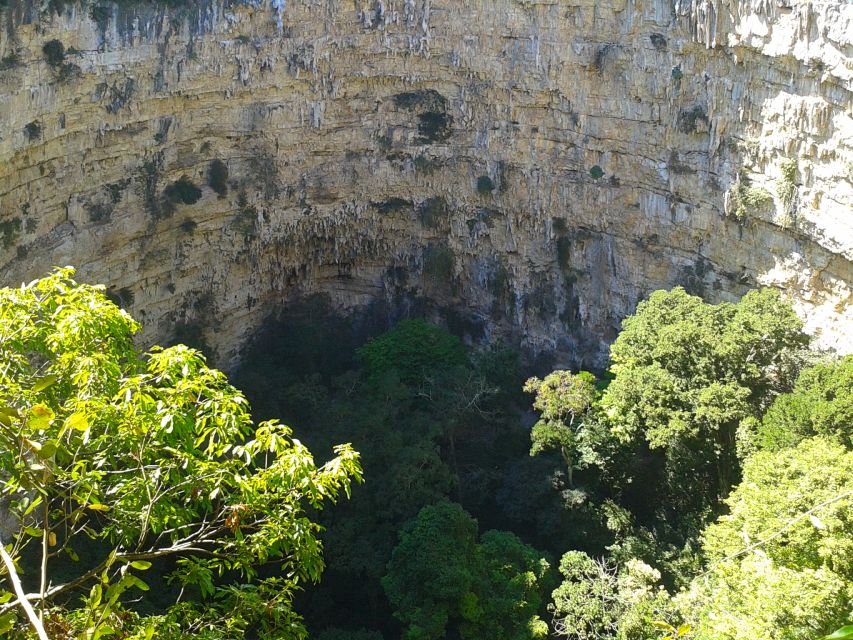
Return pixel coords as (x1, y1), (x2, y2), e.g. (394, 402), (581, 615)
(0, 0), (850, 367)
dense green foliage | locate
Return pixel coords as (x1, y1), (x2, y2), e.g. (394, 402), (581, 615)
(755, 355), (853, 451)
(382, 502), (549, 640)
(356, 319), (468, 384)
(599, 287), (807, 536)
(4, 268), (848, 639)
(228, 285), (853, 640)
(0, 269), (361, 638)
(678, 437), (852, 639)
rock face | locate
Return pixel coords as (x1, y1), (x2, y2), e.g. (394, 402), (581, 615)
(0, 0), (850, 368)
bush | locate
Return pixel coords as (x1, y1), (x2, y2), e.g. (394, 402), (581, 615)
(777, 158), (797, 210)
(23, 121), (42, 142)
(476, 175), (494, 195)
(417, 197), (449, 228)
(208, 159), (229, 196)
(164, 176), (202, 205)
(42, 39), (65, 66)
(0, 217), (22, 249)
(417, 112), (452, 143)
(730, 177), (773, 221)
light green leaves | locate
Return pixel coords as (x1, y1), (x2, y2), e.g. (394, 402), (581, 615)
(27, 404), (54, 430)
(823, 625), (853, 640)
(64, 412), (88, 432)
(31, 374), (58, 393)
(0, 268), (362, 639)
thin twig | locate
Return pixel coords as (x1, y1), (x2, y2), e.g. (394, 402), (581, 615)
(0, 534), (50, 640)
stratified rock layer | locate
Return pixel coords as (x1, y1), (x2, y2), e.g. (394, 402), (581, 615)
(1, 0), (851, 367)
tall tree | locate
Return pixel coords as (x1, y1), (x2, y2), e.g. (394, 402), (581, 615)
(382, 502), (550, 640)
(525, 371), (599, 490)
(677, 437), (853, 640)
(601, 287), (808, 523)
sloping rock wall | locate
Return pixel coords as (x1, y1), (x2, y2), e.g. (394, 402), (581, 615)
(0, 0), (850, 367)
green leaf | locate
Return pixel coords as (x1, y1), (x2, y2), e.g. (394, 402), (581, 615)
(89, 583), (102, 608)
(32, 374), (59, 392)
(93, 624), (116, 639)
(36, 441), (57, 459)
(129, 575), (150, 591)
(22, 497), (42, 517)
(27, 404), (55, 430)
(0, 406), (20, 418)
(130, 560), (152, 571)
(823, 626), (853, 640)
(64, 412), (88, 433)
(0, 611), (15, 634)
(65, 547), (80, 562)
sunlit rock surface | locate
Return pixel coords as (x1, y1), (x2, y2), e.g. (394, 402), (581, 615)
(0, 0), (850, 367)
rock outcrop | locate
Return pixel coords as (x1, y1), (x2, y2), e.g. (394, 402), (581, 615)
(0, 0), (850, 367)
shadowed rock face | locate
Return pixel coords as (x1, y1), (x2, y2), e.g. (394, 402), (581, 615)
(0, 0), (850, 368)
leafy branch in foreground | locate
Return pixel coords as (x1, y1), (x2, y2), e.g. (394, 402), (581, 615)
(0, 267), (362, 638)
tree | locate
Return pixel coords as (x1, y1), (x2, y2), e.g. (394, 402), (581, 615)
(382, 502), (550, 640)
(0, 268), (362, 638)
(382, 502), (479, 640)
(600, 287), (808, 524)
(463, 530), (550, 640)
(676, 437), (853, 640)
(550, 552), (671, 640)
(550, 551), (619, 640)
(524, 371), (599, 490)
(356, 319), (467, 386)
(755, 355), (853, 451)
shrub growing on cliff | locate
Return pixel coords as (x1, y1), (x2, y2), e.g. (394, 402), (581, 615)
(23, 121), (41, 142)
(476, 176), (495, 195)
(0, 218), (22, 250)
(164, 175), (202, 205)
(0, 268), (361, 638)
(41, 40), (64, 67)
(208, 159), (229, 197)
